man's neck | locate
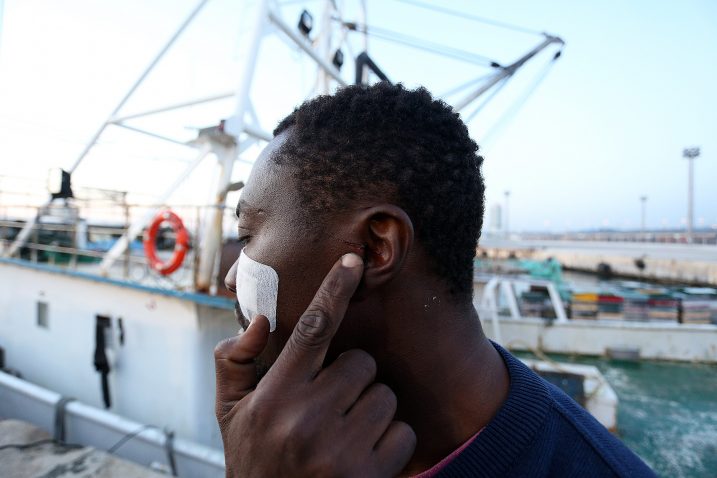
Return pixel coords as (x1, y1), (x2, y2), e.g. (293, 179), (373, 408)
(374, 286), (510, 475)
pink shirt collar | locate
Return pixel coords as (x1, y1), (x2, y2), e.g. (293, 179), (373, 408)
(411, 428), (483, 478)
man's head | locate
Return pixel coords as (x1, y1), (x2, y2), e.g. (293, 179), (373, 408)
(226, 82), (484, 369)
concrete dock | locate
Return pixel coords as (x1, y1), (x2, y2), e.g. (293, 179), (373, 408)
(0, 420), (166, 478)
(479, 239), (717, 285)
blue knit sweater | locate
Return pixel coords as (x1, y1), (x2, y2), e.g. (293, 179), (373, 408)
(438, 345), (656, 477)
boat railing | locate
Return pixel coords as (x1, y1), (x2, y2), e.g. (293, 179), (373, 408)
(479, 276), (569, 321)
(0, 197), (239, 293)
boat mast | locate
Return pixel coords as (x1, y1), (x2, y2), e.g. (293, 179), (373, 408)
(194, 0), (270, 292)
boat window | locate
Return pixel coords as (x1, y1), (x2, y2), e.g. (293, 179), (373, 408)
(36, 301), (49, 329)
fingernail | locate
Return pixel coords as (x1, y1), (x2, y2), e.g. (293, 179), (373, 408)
(250, 315), (268, 329)
(341, 252), (362, 268)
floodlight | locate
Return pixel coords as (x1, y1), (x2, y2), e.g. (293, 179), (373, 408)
(298, 10), (313, 36)
(333, 49), (344, 70)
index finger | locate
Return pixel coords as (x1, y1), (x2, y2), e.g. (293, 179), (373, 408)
(273, 252), (364, 381)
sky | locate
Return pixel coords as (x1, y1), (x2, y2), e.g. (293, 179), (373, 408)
(0, 0), (715, 232)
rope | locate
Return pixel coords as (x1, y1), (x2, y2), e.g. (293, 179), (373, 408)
(393, 0), (546, 37)
(107, 424), (157, 454)
(106, 424), (177, 476)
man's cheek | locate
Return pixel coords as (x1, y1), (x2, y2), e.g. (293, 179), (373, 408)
(262, 325), (292, 365)
(274, 279), (316, 333)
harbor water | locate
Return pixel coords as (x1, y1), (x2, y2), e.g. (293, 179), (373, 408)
(517, 351), (717, 477)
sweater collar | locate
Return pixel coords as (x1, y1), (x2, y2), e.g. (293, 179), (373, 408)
(440, 342), (551, 477)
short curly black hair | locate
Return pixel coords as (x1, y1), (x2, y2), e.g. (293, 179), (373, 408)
(272, 82), (484, 297)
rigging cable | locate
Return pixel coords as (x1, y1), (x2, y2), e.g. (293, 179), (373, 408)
(480, 52), (561, 147)
(462, 76), (512, 125)
(393, 0), (546, 37)
(439, 73), (496, 99)
(338, 20), (502, 68)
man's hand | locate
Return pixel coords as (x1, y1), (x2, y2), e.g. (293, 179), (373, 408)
(214, 253), (416, 477)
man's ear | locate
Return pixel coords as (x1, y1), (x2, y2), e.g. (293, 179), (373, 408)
(356, 205), (414, 291)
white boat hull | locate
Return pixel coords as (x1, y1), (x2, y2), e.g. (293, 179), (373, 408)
(0, 259), (237, 449)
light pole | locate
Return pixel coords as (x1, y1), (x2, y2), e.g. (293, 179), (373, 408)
(640, 196), (647, 237)
(504, 190), (510, 239)
(683, 147), (700, 243)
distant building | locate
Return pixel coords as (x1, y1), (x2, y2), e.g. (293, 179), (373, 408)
(488, 203), (502, 234)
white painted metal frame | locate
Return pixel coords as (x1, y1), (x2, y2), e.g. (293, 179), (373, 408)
(480, 276), (568, 322)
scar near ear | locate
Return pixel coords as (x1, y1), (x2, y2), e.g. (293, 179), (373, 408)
(341, 240), (368, 261)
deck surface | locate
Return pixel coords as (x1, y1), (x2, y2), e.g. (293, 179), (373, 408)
(0, 419), (166, 478)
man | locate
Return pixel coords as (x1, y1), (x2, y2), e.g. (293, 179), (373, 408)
(215, 83), (655, 477)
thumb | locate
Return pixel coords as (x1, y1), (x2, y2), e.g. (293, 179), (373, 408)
(214, 315), (270, 419)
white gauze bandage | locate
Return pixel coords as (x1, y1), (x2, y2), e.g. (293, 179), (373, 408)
(236, 249), (279, 332)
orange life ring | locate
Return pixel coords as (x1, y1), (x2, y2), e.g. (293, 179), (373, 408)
(143, 210), (189, 275)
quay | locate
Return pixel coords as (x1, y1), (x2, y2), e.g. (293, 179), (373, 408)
(479, 239), (717, 285)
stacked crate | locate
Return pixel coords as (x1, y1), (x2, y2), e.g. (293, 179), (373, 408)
(680, 299), (712, 324)
(675, 288), (717, 324)
(646, 292), (679, 322)
(597, 294), (624, 320)
(571, 292), (598, 319)
(621, 291), (649, 321)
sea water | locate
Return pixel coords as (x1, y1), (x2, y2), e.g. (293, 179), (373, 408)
(518, 351), (717, 477)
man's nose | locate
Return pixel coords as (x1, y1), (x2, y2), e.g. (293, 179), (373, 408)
(225, 259), (239, 293)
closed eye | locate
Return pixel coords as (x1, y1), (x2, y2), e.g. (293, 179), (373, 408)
(237, 234), (251, 249)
